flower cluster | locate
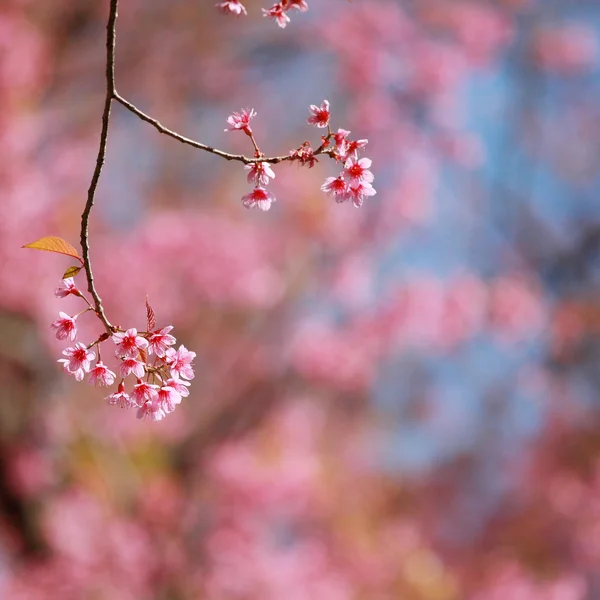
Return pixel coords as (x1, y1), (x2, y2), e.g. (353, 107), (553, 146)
(306, 102), (377, 208)
(52, 277), (193, 421)
(225, 108), (277, 211)
(216, 0), (308, 28)
(225, 99), (375, 211)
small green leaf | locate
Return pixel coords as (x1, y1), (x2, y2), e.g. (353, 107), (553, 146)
(63, 265), (82, 279)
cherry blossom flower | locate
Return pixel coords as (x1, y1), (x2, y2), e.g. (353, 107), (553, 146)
(307, 100), (330, 128)
(50, 312), (78, 341)
(245, 162), (276, 186)
(54, 277), (78, 299)
(215, 0), (247, 16)
(119, 357), (145, 379)
(348, 181), (377, 208)
(333, 128), (351, 154)
(157, 386), (182, 414)
(148, 326), (176, 357)
(262, 4), (291, 28)
(106, 382), (135, 408)
(137, 399), (166, 421)
(166, 345), (196, 380)
(131, 380), (160, 407)
(321, 176), (351, 203)
(167, 377), (191, 398)
(344, 138), (368, 158)
(343, 156), (375, 186)
(58, 343), (96, 381)
(112, 328), (149, 358)
(288, 0), (308, 11)
(88, 361), (116, 387)
(225, 108), (256, 135)
(241, 187), (276, 211)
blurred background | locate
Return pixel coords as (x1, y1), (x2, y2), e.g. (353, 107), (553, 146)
(2, 0), (600, 597)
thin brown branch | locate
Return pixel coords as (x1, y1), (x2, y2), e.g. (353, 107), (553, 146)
(80, 0), (118, 333)
(79, 0), (332, 337)
(113, 92), (333, 164)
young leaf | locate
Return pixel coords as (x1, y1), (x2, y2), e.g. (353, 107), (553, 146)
(63, 265), (82, 279)
(23, 236), (81, 261)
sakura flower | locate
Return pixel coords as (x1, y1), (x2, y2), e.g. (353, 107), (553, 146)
(54, 277), (78, 299)
(88, 361), (116, 387)
(137, 399), (166, 422)
(262, 5), (291, 28)
(157, 386), (182, 414)
(106, 382), (135, 408)
(307, 100), (330, 128)
(321, 176), (351, 203)
(344, 138), (369, 158)
(50, 312), (78, 341)
(215, 0), (247, 15)
(349, 181), (377, 208)
(333, 128), (351, 152)
(112, 328), (149, 358)
(344, 156), (374, 186)
(245, 162), (276, 186)
(166, 345), (196, 380)
(225, 108), (256, 134)
(241, 187), (276, 211)
(333, 128), (350, 144)
(119, 357), (146, 379)
(167, 377), (191, 398)
(288, 0), (308, 11)
(58, 343), (96, 381)
(131, 380), (160, 407)
(148, 326), (176, 357)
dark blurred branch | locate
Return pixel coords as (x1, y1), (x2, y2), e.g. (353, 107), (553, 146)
(80, 0), (119, 333)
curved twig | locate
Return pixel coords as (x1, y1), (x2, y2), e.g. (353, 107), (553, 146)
(80, 0), (119, 332)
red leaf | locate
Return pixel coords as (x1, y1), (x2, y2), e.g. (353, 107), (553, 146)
(146, 296), (156, 332)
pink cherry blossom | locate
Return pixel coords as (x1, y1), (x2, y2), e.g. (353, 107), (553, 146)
(321, 176), (351, 203)
(340, 138), (369, 162)
(166, 377), (191, 398)
(333, 128), (350, 145)
(245, 162), (276, 186)
(288, 0), (308, 11)
(88, 361), (116, 387)
(58, 343), (96, 381)
(343, 156), (374, 186)
(225, 108), (256, 134)
(106, 382), (135, 408)
(157, 386), (182, 414)
(131, 380), (160, 407)
(136, 399), (166, 421)
(112, 328), (149, 358)
(241, 187), (276, 211)
(50, 312), (78, 341)
(119, 357), (145, 379)
(348, 181), (377, 208)
(166, 345), (196, 380)
(307, 99), (330, 128)
(262, 5), (291, 28)
(215, 0), (247, 16)
(54, 277), (78, 299)
(147, 326), (176, 357)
